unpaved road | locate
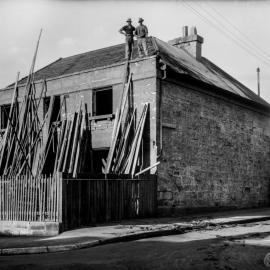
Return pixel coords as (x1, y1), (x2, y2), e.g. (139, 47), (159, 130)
(1, 221), (270, 270)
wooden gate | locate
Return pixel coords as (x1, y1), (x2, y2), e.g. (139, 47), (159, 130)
(61, 174), (157, 230)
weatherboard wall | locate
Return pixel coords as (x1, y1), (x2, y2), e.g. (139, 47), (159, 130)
(158, 79), (270, 213)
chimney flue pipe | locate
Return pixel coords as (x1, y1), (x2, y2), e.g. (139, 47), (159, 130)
(257, 67), (260, 97)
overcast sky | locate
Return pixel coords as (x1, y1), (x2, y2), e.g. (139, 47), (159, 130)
(1, 0), (270, 102)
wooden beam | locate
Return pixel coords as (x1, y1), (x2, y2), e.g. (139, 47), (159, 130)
(135, 162), (160, 177)
(105, 73), (132, 174)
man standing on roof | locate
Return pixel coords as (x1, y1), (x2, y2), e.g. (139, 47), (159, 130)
(119, 18), (135, 60)
(135, 18), (149, 58)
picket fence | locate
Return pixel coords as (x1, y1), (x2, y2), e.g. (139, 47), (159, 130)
(0, 175), (60, 222)
(0, 174), (157, 230)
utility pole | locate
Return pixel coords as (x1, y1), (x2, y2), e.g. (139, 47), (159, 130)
(257, 67), (260, 97)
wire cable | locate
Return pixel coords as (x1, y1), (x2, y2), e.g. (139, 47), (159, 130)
(180, 0), (270, 69)
(205, 2), (270, 60)
(191, 0), (270, 63)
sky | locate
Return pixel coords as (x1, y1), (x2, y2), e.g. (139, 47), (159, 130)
(1, 0), (270, 101)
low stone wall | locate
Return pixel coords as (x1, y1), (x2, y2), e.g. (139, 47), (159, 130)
(0, 221), (59, 236)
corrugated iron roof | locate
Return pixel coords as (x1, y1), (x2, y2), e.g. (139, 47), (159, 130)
(8, 36), (269, 107)
(154, 37), (269, 107)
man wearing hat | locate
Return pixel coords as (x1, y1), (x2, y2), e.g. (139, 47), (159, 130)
(135, 18), (149, 58)
(119, 18), (136, 60)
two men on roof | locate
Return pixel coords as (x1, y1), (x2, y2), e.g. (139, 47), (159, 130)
(119, 18), (149, 60)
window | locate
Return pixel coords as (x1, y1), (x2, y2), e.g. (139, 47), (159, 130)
(0, 104), (11, 129)
(43, 96), (51, 118)
(43, 95), (61, 122)
(93, 87), (113, 116)
(43, 97), (51, 118)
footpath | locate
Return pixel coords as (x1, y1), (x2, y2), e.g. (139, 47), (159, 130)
(1, 207), (270, 255)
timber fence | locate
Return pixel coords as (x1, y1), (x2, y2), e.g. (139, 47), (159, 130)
(60, 173), (157, 230)
(0, 175), (61, 222)
(0, 174), (157, 230)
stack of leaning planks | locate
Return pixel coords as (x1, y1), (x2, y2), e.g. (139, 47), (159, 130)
(104, 61), (149, 177)
(0, 30), (46, 178)
(0, 35), (150, 178)
(0, 79), (94, 178)
(40, 102), (93, 177)
(0, 30), (93, 178)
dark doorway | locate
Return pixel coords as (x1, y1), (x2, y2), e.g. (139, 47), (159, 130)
(93, 88), (112, 116)
(92, 149), (109, 173)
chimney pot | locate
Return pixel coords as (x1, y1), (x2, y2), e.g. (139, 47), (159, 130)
(182, 26), (188, 37)
(168, 26), (204, 60)
(190, 26), (197, 35)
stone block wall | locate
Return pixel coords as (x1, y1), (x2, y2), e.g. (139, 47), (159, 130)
(158, 80), (270, 212)
(0, 221), (59, 236)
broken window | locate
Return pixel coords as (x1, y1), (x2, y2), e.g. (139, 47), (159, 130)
(93, 87), (113, 116)
(0, 104), (11, 129)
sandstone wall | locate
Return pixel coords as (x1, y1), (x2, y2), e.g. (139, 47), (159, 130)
(158, 79), (270, 212)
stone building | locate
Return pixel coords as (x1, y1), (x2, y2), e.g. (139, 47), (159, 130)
(1, 27), (270, 214)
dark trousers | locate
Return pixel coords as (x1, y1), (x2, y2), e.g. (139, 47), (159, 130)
(125, 36), (134, 60)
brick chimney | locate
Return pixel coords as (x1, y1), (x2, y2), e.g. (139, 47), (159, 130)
(168, 26), (204, 60)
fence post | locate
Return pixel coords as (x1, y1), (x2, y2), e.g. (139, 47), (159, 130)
(57, 172), (63, 224)
(153, 175), (158, 216)
(105, 179), (109, 222)
(0, 177), (1, 220)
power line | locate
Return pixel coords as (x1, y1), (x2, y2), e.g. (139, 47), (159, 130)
(180, 0), (270, 69)
(181, 0), (270, 68)
(181, 0), (270, 66)
(206, 2), (270, 60)
(191, 0), (270, 63)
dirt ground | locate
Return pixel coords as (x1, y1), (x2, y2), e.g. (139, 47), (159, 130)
(1, 221), (270, 270)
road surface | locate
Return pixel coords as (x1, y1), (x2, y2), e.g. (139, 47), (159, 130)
(1, 221), (270, 269)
